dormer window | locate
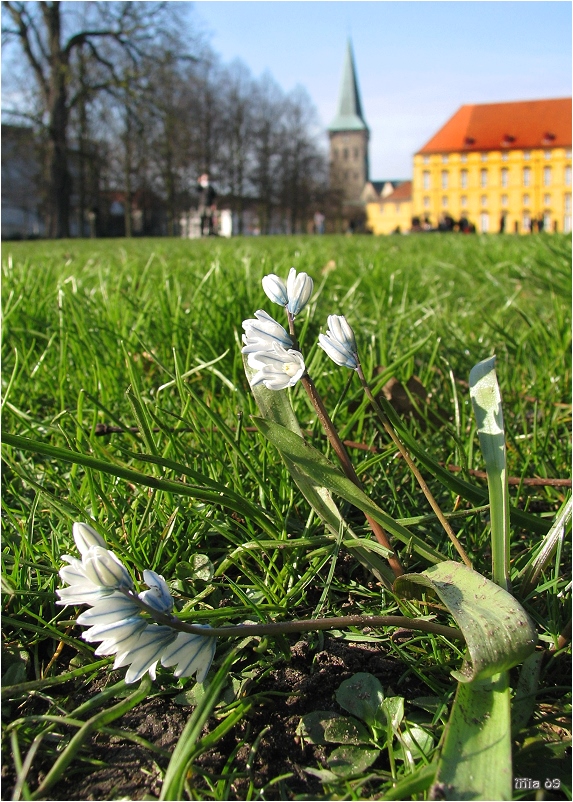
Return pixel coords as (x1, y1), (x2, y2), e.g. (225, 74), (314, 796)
(501, 135), (516, 148)
(464, 137), (475, 147)
(541, 132), (556, 146)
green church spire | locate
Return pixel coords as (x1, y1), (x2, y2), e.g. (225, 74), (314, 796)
(328, 40), (369, 133)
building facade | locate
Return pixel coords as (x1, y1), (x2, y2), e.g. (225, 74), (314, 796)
(412, 98), (572, 234)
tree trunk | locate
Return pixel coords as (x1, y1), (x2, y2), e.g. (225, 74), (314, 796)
(45, 3), (71, 238)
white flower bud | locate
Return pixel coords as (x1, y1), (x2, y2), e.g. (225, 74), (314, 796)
(73, 522), (107, 555)
(286, 268), (313, 316)
(318, 314), (359, 369)
(262, 274), (288, 306)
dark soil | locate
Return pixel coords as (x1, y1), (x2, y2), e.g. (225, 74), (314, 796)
(3, 637), (431, 801)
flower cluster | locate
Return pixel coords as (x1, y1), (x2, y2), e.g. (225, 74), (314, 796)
(241, 268), (359, 391)
(57, 522), (216, 684)
(241, 268), (312, 391)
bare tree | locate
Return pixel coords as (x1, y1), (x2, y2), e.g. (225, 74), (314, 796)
(277, 86), (326, 233)
(249, 72), (285, 234)
(2, 1), (189, 237)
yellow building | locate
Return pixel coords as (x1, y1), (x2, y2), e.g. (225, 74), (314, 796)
(413, 98), (572, 234)
(366, 181), (412, 235)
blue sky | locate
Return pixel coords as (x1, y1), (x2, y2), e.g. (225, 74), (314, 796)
(191, 1), (572, 179)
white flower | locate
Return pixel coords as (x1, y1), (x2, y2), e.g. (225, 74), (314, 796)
(114, 625), (178, 684)
(318, 315), (359, 369)
(83, 615), (148, 657)
(161, 629), (217, 681)
(261, 268), (314, 316)
(262, 273), (288, 306)
(57, 551), (129, 607)
(249, 343), (305, 390)
(286, 268), (313, 316)
(139, 570), (174, 613)
(83, 547), (134, 591)
(73, 521), (107, 555)
(242, 310), (293, 367)
(77, 595), (142, 627)
(58, 523), (218, 686)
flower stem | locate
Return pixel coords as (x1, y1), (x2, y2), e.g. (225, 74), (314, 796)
(119, 590), (463, 641)
(287, 311), (404, 578)
(355, 361), (472, 568)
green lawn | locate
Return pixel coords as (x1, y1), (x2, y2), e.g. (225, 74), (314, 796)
(2, 233), (571, 800)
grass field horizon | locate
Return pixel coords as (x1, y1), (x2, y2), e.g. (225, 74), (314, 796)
(2, 233), (571, 800)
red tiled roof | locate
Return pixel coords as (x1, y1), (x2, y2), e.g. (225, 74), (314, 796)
(417, 98), (572, 153)
(381, 180), (412, 202)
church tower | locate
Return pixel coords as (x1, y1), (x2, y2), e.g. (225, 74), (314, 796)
(328, 41), (370, 204)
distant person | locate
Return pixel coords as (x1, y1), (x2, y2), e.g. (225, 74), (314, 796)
(197, 173), (217, 236)
(314, 211), (325, 234)
(499, 213), (506, 234)
(537, 215), (544, 233)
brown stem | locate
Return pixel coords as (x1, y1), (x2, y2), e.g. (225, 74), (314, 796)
(119, 590), (463, 640)
(356, 362), (472, 569)
(287, 312), (403, 578)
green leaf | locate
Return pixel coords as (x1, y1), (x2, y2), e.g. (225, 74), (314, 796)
(394, 562), (536, 683)
(246, 366), (395, 586)
(469, 356), (510, 590)
(433, 672), (512, 800)
(297, 711), (371, 745)
(175, 554), (214, 583)
(335, 673), (385, 726)
(394, 724), (434, 762)
(252, 416), (446, 566)
(326, 744), (380, 778)
(381, 695), (404, 732)
(380, 763), (437, 800)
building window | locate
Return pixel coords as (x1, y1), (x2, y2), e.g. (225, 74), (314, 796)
(442, 196), (448, 208)
(502, 152), (508, 161)
(565, 194), (572, 213)
(480, 169), (488, 187)
(480, 212), (489, 232)
(461, 153), (467, 163)
(343, 148), (349, 160)
(544, 193), (551, 206)
(423, 171), (431, 190)
(423, 155), (430, 164)
(441, 170), (449, 189)
(543, 212), (551, 231)
(501, 168), (509, 187)
(565, 165), (572, 186)
(544, 150), (552, 160)
(523, 193), (530, 206)
(460, 169), (468, 188)
(354, 172), (359, 180)
(480, 195), (487, 207)
(353, 148), (359, 160)
(481, 152), (488, 162)
(344, 170), (349, 180)
(423, 196), (430, 208)
(522, 212), (531, 232)
(543, 166), (552, 186)
(523, 167), (531, 187)
(461, 195), (467, 207)
(501, 194), (508, 207)
(567, 149), (572, 158)
(441, 154), (448, 164)
(523, 151), (530, 160)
